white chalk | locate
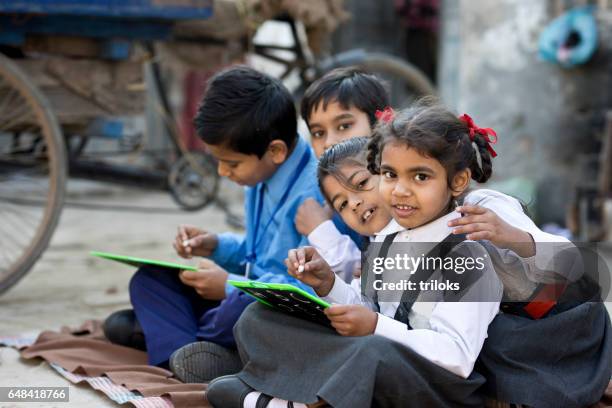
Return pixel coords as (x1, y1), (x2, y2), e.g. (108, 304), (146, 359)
(298, 264), (304, 273)
(182, 240), (190, 247)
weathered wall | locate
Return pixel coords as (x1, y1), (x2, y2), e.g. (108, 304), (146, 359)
(439, 0), (612, 224)
(331, 0), (405, 57)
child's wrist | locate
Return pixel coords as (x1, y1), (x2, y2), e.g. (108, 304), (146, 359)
(506, 229), (536, 258)
(306, 217), (329, 236)
(209, 233), (219, 251)
(315, 273), (335, 297)
(367, 311), (378, 335)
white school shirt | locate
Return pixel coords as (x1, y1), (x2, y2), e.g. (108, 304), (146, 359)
(323, 211), (504, 378)
(308, 189), (574, 288)
(465, 189), (577, 289)
(308, 219), (361, 282)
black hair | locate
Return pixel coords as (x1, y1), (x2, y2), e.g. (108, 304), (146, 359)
(317, 136), (371, 205)
(367, 99), (494, 190)
(194, 65), (297, 158)
(301, 67), (390, 127)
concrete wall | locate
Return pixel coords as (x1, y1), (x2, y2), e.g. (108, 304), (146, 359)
(331, 0), (404, 56)
(439, 0), (612, 224)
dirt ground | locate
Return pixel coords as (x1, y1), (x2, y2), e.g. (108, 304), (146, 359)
(0, 179), (244, 407)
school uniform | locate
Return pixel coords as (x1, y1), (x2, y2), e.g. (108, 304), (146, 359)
(368, 202), (612, 407)
(129, 137), (324, 366)
(464, 189), (579, 290)
(455, 192), (612, 407)
(307, 188), (564, 287)
(232, 188), (612, 406)
(233, 212), (504, 407)
(477, 301), (612, 408)
(308, 218), (363, 282)
(308, 189), (532, 282)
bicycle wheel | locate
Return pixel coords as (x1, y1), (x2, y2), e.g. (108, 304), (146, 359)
(0, 54), (67, 294)
(168, 151), (219, 211)
(316, 49), (436, 109)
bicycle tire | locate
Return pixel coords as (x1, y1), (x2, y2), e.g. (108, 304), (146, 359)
(168, 151), (220, 211)
(304, 49), (436, 107)
(0, 54), (67, 295)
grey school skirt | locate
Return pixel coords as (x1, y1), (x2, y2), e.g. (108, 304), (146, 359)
(477, 301), (612, 408)
(233, 303), (486, 408)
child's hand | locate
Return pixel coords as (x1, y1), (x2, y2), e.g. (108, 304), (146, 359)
(324, 304), (378, 336)
(294, 198), (333, 236)
(179, 259), (228, 300)
(449, 205), (536, 258)
(285, 246), (335, 296)
(173, 224), (218, 258)
(353, 264), (362, 279)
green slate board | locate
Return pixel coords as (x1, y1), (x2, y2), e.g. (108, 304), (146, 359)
(91, 251), (197, 271)
(228, 280), (332, 327)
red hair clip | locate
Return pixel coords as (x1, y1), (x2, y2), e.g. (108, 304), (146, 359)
(459, 114), (498, 158)
(375, 107), (395, 123)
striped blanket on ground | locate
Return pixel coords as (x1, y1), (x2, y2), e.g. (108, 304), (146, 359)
(0, 332), (184, 408)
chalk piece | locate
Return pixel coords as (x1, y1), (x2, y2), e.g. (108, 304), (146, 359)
(298, 265), (305, 273)
(182, 240), (190, 247)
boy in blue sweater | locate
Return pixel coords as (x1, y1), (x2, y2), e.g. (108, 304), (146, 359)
(104, 66), (322, 382)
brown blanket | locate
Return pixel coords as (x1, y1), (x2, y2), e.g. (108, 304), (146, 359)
(18, 320), (210, 408)
(12, 320), (612, 407)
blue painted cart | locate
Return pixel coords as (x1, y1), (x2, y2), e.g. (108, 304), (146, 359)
(0, 1), (212, 52)
(0, 0), (212, 19)
(0, 0), (219, 293)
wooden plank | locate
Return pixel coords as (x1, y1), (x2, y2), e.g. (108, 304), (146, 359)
(41, 87), (145, 125)
(11, 60), (59, 87)
(14, 58), (144, 89)
(23, 35), (101, 59)
(13, 58), (146, 124)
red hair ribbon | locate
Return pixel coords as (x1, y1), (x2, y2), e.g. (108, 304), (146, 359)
(459, 114), (498, 158)
(375, 107), (395, 123)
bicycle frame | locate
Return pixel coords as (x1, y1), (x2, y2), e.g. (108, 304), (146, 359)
(252, 16), (318, 89)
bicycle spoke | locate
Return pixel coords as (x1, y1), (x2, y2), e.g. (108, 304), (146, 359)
(0, 201), (41, 238)
(0, 54), (66, 293)
(0, 245), (15, 270)
(0, 222), (28, 255)
(0, 190), (50, 209)
(0, 232), (25, 255)
(0, 100), (28, 124)
(0, 225), (36, 258)
(0, 85), (22, 116)
(1, 193), (45, 220)
(0, 254), (18, 279)
(0, 229), (31, 254)
(0, 107), (35, 131)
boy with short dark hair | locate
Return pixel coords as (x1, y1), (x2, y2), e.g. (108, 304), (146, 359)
(105, 65), (323, 382)
(300, 66), (389, 158)
(196, 65), (298, 163)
